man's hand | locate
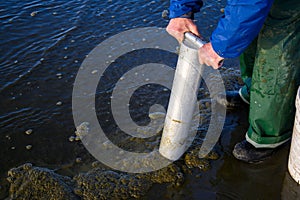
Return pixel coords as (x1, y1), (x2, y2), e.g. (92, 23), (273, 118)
(166, 18), (202, 42)
(167, 18), (224, 69)
(198, 42), (224, 69)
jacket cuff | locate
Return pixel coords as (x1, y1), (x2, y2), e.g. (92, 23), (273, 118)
(178, 11), (194, 19)
(169, 0), (203, 19)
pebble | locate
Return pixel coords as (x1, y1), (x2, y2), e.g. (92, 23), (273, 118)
(75, 157), (82, 163)
(91, 70), (98, 74)
(205, 101), (211, 108)
(75, 136), (81, 141)
(26, 145), (32, 150)
(91, 161), (100, 168)
(11, 147), (15, 150)
(220, 8), (225, 13)
(149, 112), (166, 120)
(30, 11), (37, 17)
(25, 129), (33, 135)
(56, 101), (62, 106)
(69, 136), (75, 142)
(161, 10), (168, 19)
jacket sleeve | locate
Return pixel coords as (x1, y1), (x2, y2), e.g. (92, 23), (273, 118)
(211, 0), (274, 58)
(169, 0), (203, 19)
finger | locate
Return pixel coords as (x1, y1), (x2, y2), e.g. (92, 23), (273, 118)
(188, 23), (202, 39)
(212, 63), (219, 69)
(167, 27), (185, 42)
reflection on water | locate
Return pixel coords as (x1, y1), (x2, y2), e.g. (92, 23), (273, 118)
(0, 0), (295, 199)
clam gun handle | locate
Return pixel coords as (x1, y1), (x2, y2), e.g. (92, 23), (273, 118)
(184, 32), (205, 48)
(184, 32), (224, 67)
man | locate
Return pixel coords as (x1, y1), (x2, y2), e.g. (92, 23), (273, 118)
(167, 0), (300, 163)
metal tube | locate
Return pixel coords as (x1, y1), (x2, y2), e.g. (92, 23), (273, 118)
(159, 33), (206, 161)
(184, 32), (205, 48)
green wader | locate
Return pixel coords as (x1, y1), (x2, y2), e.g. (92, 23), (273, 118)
(239, 0), (300, 147)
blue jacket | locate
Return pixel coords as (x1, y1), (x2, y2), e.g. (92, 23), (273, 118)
(169, 0), (274, 58)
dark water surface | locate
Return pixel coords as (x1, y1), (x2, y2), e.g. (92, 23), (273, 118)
(0, 0), (296, 199)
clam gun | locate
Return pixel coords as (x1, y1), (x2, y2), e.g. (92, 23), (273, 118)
(159, 32), (206, 161)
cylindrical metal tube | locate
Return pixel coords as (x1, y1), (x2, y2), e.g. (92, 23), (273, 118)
(159, 33), (205, 161)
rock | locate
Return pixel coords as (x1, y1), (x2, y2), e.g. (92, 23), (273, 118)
(74, 168), (152, 200)
(161, 10), (169, 19)
(140, 163), (184, 186)
(91, 69), (98, 74)
(7, 162), (187, 200)
(25, 129), (33, 135)
(75, 158), (82, 163)
(25, 145), (32, 150)
(69, 136), (75, 142)
(75, 122), (89, 139)
(205, 151), (219, 160)
(184, 148), (213, 171)
(7, 163), (78, 200)
(30, 11), (37, 17)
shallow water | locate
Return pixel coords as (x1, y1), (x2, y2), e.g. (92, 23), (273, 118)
(0, 0), (298, 199)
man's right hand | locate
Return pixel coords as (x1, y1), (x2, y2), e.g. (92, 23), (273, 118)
(166, 18), (202, 42)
